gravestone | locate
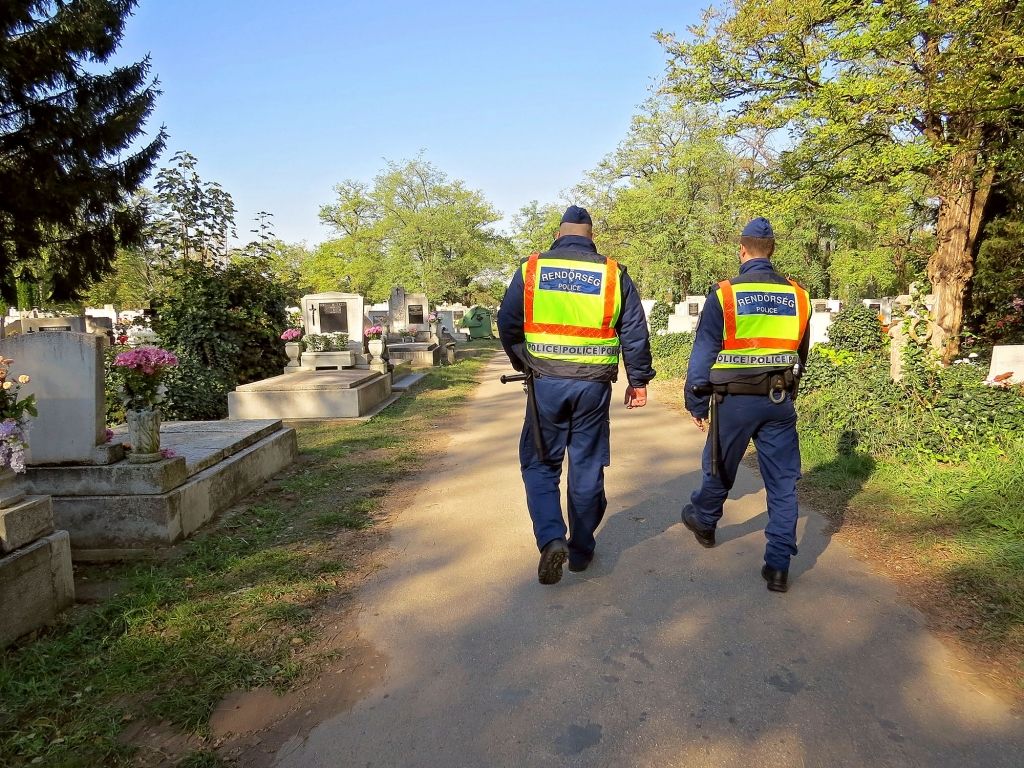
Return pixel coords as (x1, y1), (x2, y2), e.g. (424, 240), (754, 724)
(22, 316), (86, 334)
(0, 333), (120, 465)
(809, 300), (840, 348)
(988, 345), (1024, 385)
(667, 296), (706, 334)
(301, 292), (367, 352)
(389, 287), (431, 332)
(367, 303), (390, 330)
(434, 303), (470, 337)
(85, 304), (118, 328)
(889, 324), (908, 381)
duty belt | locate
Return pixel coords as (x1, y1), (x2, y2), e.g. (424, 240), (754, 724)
(527, 342), (620, 357)
(715, 352), (799, 367)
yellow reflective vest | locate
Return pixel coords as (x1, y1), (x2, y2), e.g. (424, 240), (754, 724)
(521, 252), (623, 376)
(711, 276), (810, 373)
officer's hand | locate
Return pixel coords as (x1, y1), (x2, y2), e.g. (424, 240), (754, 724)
(691, 416), (709, 432)
(624, 385), (647, 409)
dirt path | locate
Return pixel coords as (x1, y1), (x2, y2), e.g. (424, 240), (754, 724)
(270, 354), (1023, 767)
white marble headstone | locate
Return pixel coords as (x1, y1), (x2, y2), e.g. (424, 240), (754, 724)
(988, 345), (1024, 385)
(0, 333), (106, 464)
(301, 292), (367, 351)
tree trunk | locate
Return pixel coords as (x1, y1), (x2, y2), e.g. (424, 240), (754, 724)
(927, 158), (994, 362)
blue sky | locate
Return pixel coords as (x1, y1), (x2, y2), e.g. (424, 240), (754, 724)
(115, 1), (706, 245)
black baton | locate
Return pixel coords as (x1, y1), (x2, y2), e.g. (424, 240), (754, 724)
(692, 383), (722, 478)
(500, 371), (548, 462)
(709, 392), (721, 478)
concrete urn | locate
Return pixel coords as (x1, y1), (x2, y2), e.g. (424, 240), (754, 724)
(284, 341), (302, 369)
(367, 338), (388, 364)
(126, 407), (162, 464)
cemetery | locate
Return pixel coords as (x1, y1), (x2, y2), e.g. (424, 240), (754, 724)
(0, 274), (495, 642)
(3, 3), (1024, 766)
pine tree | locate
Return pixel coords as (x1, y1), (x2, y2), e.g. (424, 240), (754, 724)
(0, 0), (165, 301)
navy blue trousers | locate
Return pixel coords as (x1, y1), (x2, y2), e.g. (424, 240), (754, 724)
(690, 394), (801, 571)
(520, 376), (611, 565)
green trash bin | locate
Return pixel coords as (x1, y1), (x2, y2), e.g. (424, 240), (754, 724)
(462, 306), (494, 339)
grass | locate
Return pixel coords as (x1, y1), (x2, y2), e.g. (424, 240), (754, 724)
(801, 432), (1024, 654)
(0, 354), (494, 767)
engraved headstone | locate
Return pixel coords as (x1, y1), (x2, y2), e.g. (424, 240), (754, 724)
(0, 333), (114, 465)
(300, 292), (367, 350)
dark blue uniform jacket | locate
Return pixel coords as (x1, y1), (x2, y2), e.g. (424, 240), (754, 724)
(497, 235), (656, 388)
(685, 258), (810, 419)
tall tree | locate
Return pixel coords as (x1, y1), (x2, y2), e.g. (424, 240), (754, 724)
(0, 0), (164, 300)
(660, 0), (1024, 360)
(147, 151), (236, 266)
(319, 156), (509, 302)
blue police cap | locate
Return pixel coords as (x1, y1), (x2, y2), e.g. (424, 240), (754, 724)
(561, 205), (592, 226)
(741, 217), (774, 238)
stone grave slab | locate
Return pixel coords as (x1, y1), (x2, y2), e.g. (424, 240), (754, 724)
(0, 496), (54, 554)
(988, 345), (1024, 385)
(228, 370), (394, 420)
(0, 529), (74, 647)
(30, 421), (298, 559)
(387, 342), (442, 368)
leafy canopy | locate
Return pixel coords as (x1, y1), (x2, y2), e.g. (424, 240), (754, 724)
(0, 0), (165, 300)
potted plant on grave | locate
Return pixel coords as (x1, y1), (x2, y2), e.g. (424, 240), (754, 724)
(0, 358), (37, 495)
(365, 324), (387, 361)
(114, 346), (178, 464)
(281, 327), (303, 368)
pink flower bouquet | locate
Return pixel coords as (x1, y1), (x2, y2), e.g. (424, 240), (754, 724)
(365, 325), (384, 340)
(281, 328), (302, 342)
(114, 346), (178, 410)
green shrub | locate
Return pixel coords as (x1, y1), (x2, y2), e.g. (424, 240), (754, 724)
(162, 354), (235, 421)
(152, 260), (288, 419)
(104, 346), (126, 427)
(797, 352), (1024, 462)
(650, 332), (694, 380)
(648, 301), (671, 333)
(827, 302), (886, 352)
(301, 332), (349, 352)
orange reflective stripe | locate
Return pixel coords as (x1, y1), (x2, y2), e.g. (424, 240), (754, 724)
(523, 322), (618, 339)
(719, 280), (737, 343)
(789, 279), (810, 338)
(523, 252), (539, 327)
(722, 336), (802, 351)
(602, 258), (618, 329)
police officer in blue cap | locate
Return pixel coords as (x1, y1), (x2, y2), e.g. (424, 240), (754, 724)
(680, 217), (811, 592)
(498, 205), (656, 585)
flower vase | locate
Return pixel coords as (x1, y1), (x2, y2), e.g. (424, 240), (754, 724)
(126, 407), (162, 464)
(284, 341), (302, 372)
(367, 338), (388, 362)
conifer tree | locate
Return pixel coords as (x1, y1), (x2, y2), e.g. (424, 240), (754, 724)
(0, 0), (164, 301)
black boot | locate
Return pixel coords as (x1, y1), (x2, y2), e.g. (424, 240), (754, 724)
(761, 565), (789, 593)
(538, 538), (569, 585)
(681, 504), (715, 548)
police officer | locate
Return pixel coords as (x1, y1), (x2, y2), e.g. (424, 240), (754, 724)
(498, 206), (656, 585)
(680, 217), (810, 593)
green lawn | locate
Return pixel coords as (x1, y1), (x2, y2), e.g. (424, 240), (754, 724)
(0, 355), (494, 768)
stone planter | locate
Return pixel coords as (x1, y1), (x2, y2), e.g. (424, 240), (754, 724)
(126, 407), (162, 464)
(284, 341), (302, 372)
(0, 465), (25, 509)
(367, 338), (388, 361)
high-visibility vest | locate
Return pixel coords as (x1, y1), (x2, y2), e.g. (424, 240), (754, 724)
(711, 275), (810, 372)
(521, 251), (623, 370)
